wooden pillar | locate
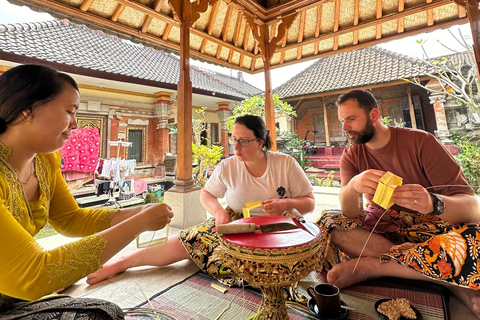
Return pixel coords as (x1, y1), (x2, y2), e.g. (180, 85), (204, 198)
(243, 13), (298, 152)
(466, 0), (480, 80)
(322, 97), (331, 146)
(174, 20), (195, 190)
(168, 0), (216, 192)
(406, 85), (417, 129)
(263, 58), (277, 150)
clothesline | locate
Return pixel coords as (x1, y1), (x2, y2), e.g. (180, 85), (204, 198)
(96, 158), (136, 180)
(108, 139), (132, 159)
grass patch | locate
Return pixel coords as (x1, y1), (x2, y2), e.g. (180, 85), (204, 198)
(34, 223), (58, 240)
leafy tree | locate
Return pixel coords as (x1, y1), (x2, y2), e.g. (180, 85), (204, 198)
(192, 143), (223, 187)
(404, 30), (479, 116)
(226, 94), (296, 131)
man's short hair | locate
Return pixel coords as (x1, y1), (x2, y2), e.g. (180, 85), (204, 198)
(335, 89), (378, 114)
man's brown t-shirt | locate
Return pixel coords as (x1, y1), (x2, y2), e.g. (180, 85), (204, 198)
(340, 127), (473, 197)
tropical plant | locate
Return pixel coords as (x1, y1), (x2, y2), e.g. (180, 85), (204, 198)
(283, 132), (305, 150)
(309, 171), (337, 187)
(280, 132), (307, 170)
(226, 94), (296, 131)
(380, 116), (406, 127)
(192, 143), (223, 187)
(144, 193), (160, 204)
(450, 130), (480, 193)
(191, 106), (223, 187)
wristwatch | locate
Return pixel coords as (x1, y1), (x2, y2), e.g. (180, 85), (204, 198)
(428, 193), (445, 216)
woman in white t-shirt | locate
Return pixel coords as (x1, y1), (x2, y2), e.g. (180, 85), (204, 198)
(87, 115), (315, 288)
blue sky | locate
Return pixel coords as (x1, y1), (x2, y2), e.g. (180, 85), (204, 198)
(0, 0), (473, 90)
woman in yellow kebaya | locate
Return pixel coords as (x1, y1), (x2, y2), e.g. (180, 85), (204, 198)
(0, 64), (173, 319)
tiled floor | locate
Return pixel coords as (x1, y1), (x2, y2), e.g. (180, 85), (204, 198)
(37, 188), (477, 319)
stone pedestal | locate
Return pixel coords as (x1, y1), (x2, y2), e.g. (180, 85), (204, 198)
(164, 189), (207, 229)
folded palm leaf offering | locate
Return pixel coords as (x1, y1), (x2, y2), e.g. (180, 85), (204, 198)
(372, 172), (403, 209)
(243, 201), (262, 218)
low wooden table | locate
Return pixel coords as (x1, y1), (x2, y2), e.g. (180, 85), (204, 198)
(220, 216), (325, 319)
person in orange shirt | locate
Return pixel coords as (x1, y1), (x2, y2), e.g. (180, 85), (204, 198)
(0, 64), (173, 319)
(317, 89), (480, 318)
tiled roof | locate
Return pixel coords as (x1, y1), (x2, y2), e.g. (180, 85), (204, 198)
(273, 47), (433, 99)
(442, 51), (476, 67)
(0, 19), (262, 99)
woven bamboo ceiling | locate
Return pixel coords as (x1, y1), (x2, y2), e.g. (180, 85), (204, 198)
(8, 0), (471, 73)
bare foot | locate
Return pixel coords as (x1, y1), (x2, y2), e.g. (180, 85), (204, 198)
(449, 285), (480, 319)
(326, 257), (379, 289)
(87, 256), (129, 285)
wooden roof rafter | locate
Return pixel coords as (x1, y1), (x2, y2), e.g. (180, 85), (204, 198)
(6, 0), (474, 73)
(141, 0), (166, 33)
(275, 0), (459, 54)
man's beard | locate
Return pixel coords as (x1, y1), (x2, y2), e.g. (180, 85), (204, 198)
(346, 118), (376, 145)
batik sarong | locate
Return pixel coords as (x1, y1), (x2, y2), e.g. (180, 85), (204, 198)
(317, 209), (480, 289)
(0, 295), (124, 320)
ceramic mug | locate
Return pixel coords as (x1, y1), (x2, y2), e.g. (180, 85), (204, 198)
(307, 283), (341, 316)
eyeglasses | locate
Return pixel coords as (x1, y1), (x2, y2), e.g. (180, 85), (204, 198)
(229, 137), (260, 147)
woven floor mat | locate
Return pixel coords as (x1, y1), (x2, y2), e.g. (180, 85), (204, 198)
(125, 271), (448, 320)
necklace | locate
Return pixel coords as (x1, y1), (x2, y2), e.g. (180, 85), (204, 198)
(18, 162), (34, 184)
(0, 155), (34, 219)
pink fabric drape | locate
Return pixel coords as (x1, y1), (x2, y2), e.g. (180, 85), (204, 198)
(60, 128), (100, 172)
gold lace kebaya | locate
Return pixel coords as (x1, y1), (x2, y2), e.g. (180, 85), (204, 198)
(0, 143), (118, 301)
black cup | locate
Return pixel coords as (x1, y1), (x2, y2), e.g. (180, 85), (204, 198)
(307, 283), (341, 316)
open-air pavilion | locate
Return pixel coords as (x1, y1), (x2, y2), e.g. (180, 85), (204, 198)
(3, 0), (480, 318)
(5, 0), (480, 201)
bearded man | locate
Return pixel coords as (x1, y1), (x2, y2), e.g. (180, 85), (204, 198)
(316, 89), (480, 318)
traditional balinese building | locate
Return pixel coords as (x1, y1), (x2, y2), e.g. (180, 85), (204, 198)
(0, 19), (261, 185)
(275, 46), (478, 145)
(273, 46), (478, 178)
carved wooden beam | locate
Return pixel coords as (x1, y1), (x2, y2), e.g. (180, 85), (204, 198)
(243, 11), (297, 62)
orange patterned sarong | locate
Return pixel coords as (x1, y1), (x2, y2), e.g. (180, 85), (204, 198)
(317, 209), (480, 290)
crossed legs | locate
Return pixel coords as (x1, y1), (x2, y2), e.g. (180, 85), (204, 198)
(328, 228), (480, 318)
